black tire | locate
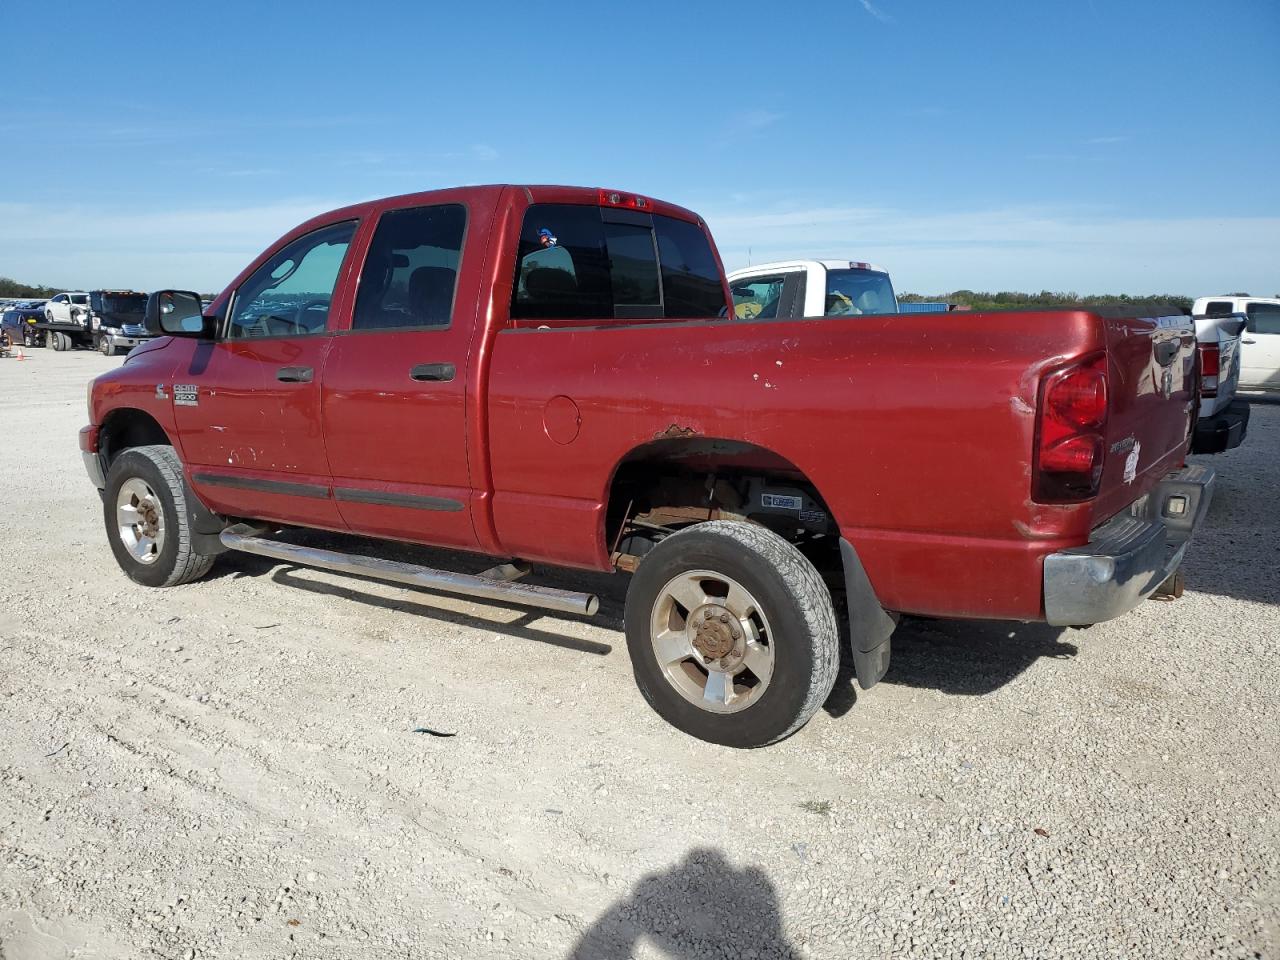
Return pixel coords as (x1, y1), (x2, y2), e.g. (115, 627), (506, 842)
(99, 335), (117, 357)
(624, 521), (840, 748)
(45, 329), (58, 350)
(22, 326), (36, 348)
(103, 445), (216, 588)
(56, 332), (72, 351)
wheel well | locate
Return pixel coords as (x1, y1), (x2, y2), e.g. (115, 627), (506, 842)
(99, 409), (171, 466)
(605, 438), (841, 579)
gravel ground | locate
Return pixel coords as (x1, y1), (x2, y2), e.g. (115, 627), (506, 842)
(0, 349), (1276, 960)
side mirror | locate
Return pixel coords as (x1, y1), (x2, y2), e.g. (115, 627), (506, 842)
(145, 290), (213, 337)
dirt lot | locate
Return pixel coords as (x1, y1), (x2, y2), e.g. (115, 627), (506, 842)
(0, 348), (1276, 959)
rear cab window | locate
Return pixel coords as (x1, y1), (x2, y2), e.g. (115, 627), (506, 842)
(731, 275), (787, 319)
(511, 204), (725, 322)
(1204, 301), (1235, 317)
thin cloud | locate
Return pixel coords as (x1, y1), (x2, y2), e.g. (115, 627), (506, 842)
(734, 109), (784, 131)
(858, 0), (893, 23)
(1086, 135), (1129, 144)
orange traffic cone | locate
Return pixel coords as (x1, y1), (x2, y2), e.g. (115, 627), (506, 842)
(15, 344), (26, 361)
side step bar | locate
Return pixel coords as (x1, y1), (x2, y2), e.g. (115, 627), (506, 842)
(219, 525), (599, 617)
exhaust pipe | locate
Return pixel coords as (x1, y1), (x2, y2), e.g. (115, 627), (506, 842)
(219, 525), (599, 617)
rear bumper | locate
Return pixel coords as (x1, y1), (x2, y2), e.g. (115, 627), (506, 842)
(1043, 464), (1215, 626)
(1191, 397), (1250, 454)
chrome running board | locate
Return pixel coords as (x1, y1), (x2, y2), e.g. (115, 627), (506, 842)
(219, 525), (599, 617)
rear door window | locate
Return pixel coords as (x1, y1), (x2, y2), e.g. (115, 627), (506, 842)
(511, 204), (725, 321)
(1245, 302), (1280, 334)
(353, 204), (466, 330)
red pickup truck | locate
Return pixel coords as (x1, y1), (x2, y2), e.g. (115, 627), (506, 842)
(81, 184), (1214, 747)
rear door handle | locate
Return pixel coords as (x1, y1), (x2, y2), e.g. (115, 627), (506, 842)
(1242, 338), (1257, 345)
(276, 366), (313, 383)
(410, 362), (455, 382)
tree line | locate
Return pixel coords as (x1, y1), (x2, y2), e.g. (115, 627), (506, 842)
(899, 290), (1277, 311)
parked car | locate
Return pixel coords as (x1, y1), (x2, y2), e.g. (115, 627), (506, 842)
(1193, 296), (1280, 392)
(82, 184), (1212, 747)
(727, 259), (898, 319)
(1188, 306), (1250, 454)
(88, 290), (153, 356)
(37, 292), (95, 350)
(0, 300), (47, 347)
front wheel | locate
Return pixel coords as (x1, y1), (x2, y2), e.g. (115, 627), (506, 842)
(22, 326), (36, 348)
(623, 521), (840, 748)
(99, 335), (117, 356)
(103, 445), (216, 587)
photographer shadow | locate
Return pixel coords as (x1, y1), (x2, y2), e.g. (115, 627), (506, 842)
(567, 849), (801, 960)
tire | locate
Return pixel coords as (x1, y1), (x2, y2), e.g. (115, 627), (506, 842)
(623, 520), (840, 748)
(103, 445), (216, 588)
(46, 329), (57, 350)
(22, 326), (36, 348)
(44, 310), (54, 323)
(56, 332), (72, 351)
(99, 335), (117, 357)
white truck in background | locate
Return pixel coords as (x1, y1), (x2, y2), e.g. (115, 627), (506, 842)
(1193, 296), (1280, 394)
(727, 260), (898, 320)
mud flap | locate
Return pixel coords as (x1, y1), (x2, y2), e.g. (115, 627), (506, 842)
(839, 538), (896, 689)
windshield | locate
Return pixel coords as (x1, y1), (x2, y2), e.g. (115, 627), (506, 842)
(824, 269), (897, 316)
(96, 293), (146, 315)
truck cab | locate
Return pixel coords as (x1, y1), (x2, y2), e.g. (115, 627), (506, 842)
(89, 290), (153, 356)
(727, 260), (897, 319)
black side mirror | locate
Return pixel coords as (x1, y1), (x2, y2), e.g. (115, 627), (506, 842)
(145, 290), (213, 337)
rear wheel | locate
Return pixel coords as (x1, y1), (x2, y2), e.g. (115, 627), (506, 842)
(56, 332), (72, 351)
(624, 521), (840, 748)
(22, 326), (36, 348)
(45, 329), (57, 350)
(103, 445), (216, 587)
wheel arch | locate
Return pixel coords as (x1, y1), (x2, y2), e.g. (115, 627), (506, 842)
(99, 407), (172, 467)
(602, 435), (838, 557)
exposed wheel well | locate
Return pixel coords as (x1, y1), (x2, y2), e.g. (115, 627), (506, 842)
(605, 437), (841, 580)
(99, 409), (171, 466)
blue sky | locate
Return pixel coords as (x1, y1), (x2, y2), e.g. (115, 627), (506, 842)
(1, 0), (1277, 295)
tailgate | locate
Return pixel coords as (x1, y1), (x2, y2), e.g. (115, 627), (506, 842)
(1093, 314), (1197, 522)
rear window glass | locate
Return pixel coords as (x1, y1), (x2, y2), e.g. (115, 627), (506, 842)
(511, 204), (726, 321)
(1245, 302), (1280, 335)
(730, 275), (787, 319)
(1204, 301), (1234, 317)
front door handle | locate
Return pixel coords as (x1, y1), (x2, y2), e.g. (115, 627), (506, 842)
(277, 366), (313, 383)
(410, 362), (455, 382)
(1242, 338), (1257, 345)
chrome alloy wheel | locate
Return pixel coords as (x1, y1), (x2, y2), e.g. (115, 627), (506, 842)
(116, 477), (166, 565)
(649, 569), (775, 714)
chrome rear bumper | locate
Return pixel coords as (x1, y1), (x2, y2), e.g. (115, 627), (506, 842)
(1043, 464), (1215, 626)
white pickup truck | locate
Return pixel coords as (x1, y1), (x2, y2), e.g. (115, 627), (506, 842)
(1193, 296), (1280, 394)
(727, 260), (898, 320)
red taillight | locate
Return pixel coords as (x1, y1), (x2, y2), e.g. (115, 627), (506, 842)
(598, 188), (650, 211)
(1198, 342), (1219, 399)
(1034, 354), (1109, 503)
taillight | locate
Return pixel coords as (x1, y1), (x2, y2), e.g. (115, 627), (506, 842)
(1198, 342), (1219, 399)
(598, 188), (651, 211)
(1034, 354), (1109, 503)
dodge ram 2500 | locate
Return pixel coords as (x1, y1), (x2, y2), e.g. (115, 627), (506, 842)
(81, 184), (1213, 747)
